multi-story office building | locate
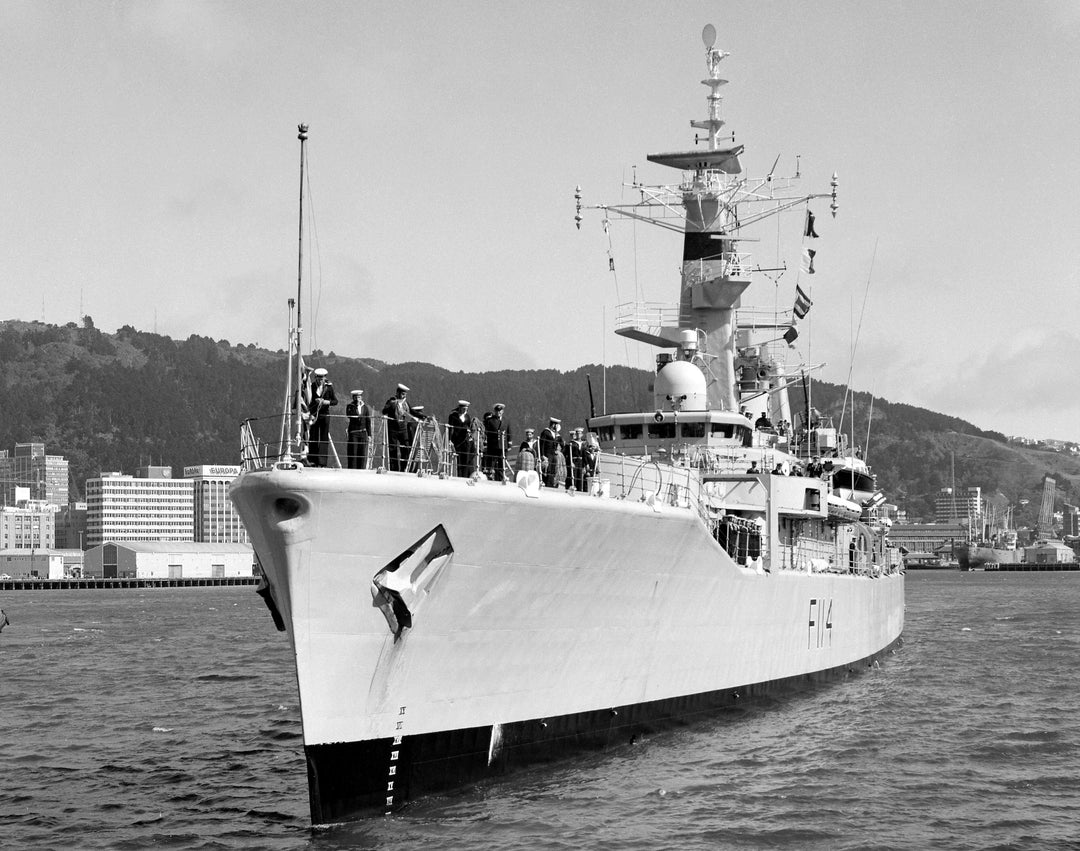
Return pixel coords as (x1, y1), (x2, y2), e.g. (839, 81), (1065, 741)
(85, 471), (194, 547)
(934, 486), (983, 526)
(0, 443), (69, 506)
(56, 502), (88, 550)
(1064, 505), (1080, 538)
(183, 465), (249, 544)
(0, 499), (56, 549)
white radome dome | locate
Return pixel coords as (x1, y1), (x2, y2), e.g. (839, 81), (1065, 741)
(654, 360), (707, 410)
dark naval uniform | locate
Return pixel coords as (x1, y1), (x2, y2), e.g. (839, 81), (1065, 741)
(382, 390), (415, 472)
(307, 376), (338, 467)
(538, 422), (562, 487)
(345, 396), (372, 469)
(448, 407), (476, 477)
(483, 409), (511, 481)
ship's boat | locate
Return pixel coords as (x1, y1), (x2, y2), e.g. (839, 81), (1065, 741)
(230, 26), (905, 823)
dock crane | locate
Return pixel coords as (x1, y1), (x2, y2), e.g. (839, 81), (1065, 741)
(1036, 475), (1056, 539)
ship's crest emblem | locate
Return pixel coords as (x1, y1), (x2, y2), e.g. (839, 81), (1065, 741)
(370, 524), (454, 639)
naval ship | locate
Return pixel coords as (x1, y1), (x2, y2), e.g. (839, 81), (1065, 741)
(230, 27), (905, 823)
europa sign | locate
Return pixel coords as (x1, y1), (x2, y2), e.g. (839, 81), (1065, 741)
(183, 465), (241, 478)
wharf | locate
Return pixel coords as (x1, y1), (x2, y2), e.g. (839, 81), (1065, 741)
(975, 563), (1080, 572)
(0, 577), (259, 591)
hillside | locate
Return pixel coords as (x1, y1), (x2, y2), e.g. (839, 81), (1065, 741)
(1, 318), (1077, 522)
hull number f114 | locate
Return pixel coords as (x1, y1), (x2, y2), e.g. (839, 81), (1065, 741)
(808, 598), (833, 649)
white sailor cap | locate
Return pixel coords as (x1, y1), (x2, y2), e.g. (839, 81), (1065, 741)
(351, 389), (363, 396)
(457, 400), (470, 407)
(397, 383), (410, 392)
(549, 417), (561, 424)
(494, 403), (505, 411)
(313, 367), (328, 376)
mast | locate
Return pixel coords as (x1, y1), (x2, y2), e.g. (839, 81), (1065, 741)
(579, 26), (837, 416)
(648, 26), (748, 411)
(293, 124), (309, 455)
(692, 24), (731, 153)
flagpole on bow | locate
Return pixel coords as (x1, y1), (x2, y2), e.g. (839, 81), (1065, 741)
(292, 124), (309, 459)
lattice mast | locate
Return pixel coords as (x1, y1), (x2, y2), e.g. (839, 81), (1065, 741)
(578, 26), (837, 414)
(644, 26), (749, 412)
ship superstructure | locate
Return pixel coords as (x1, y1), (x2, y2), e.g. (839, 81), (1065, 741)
(577, 26), (892, 579)
(230, 27), (905, 823)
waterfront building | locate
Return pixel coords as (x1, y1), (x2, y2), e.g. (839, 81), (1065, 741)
(82, 541), (255, 579)
(0, 443), (69, 506)
(182, 465), (249, 544)
(0, 499), (57, 550)
(0, 548), (84, 579)
(1025, 540), (1075, 564)
(56, 502), (88, 550)
(85, 471), (194, 547)
(934, 486), (982, 526)
(889, 522), (967, 565)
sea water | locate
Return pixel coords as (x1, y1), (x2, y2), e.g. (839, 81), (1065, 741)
(2, 572), (1078, 850)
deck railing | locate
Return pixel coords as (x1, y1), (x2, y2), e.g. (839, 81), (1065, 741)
(239, 412), (515, 479)
(613, 301), (681, 334)
(237, 415), (900, 578)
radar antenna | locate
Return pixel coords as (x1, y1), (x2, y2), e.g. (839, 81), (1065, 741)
(692, 24), (731, 151)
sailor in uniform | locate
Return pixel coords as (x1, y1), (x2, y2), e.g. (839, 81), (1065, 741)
(538, 417), (562, 487)
(582, 432), (600, 487)
(482, 403), (511, 481)
(448, 400), (475, 477)
(307, 367), (338, 467)
(382, 384), (416, 472)
(345, 389), (372, 469)
(566, 427), (586, 491)
(520, 428), (540, 459)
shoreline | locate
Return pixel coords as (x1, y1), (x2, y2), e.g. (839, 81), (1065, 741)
(0, 577), (259, 591)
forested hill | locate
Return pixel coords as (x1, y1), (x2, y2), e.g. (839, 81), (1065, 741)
(1, 318), (1077, 523)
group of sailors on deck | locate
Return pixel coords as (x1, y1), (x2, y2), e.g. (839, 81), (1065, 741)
(445, 399), (598, 489)
(296, 368), (596, 487)
(748, 411), (791, 436)
(746, 455), (837, 479)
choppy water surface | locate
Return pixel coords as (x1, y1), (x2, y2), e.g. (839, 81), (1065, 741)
(2, 572), (1079, 850)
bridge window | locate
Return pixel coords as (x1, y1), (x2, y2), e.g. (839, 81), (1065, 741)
(681, 422), (706, 438)
(648, 422), (676, 439)
(620, 424), (643, 439)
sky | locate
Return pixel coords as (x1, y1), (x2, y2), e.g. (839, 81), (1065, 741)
(2, 1), (1078, 442)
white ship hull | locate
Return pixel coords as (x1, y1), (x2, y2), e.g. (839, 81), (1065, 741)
(232, 466), (904, 820)
(240, 26), (906, 822)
